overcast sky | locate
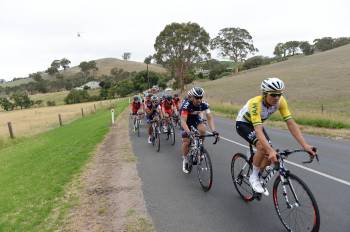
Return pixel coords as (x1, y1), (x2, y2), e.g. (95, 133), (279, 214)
(1, 0), (349, 81)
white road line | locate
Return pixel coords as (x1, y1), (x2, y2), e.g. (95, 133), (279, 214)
(219, 136), (350, 187)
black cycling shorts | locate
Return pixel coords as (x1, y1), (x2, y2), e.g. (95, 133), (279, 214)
(236, 121), (270, 146)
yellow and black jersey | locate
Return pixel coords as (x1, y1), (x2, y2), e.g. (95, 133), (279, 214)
(236, 96), (292, 126)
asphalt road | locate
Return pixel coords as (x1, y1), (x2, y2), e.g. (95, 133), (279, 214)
(130, 116), (350, 232)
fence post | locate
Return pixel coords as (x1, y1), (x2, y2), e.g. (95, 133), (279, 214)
(58, 114), (63, 126)
(321, 104), (324, 113)
(7, 122), (14, 139)
(81, 108), (84, 117)
(94, 104), (96, 112)
(111, 109), (115, 124)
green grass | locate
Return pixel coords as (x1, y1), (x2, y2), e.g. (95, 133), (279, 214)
(211, 102), (350, 129)
(0, 99), (128, 231)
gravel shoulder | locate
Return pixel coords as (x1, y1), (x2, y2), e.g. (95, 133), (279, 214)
(58, 110), (154, 232)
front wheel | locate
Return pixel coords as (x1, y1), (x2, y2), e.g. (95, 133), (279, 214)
(155, 126), (160, 152)
(231, 153), (254, 202)
(273, 173), (320, 232)
(197, 148), (213, 192)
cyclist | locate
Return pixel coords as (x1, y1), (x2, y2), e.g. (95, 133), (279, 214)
(173, 93), (181, 111)
(161, 95), (176, 133)
(130, 96), (143, 131)
(146, 95), (161, 144)
(180, 87), (219, 173)
(235, 77), (316, 195)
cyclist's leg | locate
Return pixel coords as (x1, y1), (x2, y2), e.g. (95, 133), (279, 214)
(146, 115), (153, 143)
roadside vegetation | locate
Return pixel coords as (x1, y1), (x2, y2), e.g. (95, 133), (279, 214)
(0, 99), (128, 231)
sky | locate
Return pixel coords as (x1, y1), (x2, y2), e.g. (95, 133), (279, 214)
(1, 0), (349, 81)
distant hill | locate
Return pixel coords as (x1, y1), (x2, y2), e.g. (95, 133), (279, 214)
(1, 58), (166, 87)
(197, 44), (350, 116)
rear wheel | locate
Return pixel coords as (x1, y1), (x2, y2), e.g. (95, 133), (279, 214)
(231, 153), (254, 201)
(170, 124), (175, 145)
(273, 173), (320, 232)
(197, 148), (213, 192)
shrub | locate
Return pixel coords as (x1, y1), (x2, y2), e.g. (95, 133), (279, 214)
(64, 89), (90, 104)
(47, 100), (56, 106)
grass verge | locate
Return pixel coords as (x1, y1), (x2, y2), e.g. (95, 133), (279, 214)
(0, 99), (128, 232)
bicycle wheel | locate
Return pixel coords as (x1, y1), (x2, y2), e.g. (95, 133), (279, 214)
(273, 173), (320, 232)
(231, 153), (254, 202)
(170, 124), (175, 145)
(136, 119), (140, 137)
(197, 148), (213, 192)
(155, 125), (160, 152)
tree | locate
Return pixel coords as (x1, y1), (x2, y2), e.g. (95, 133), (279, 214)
(60, 58), (71, 70)
(299, 41), (314, 55)
(154, 22), (210, 91)
(64, 89), (90, 104)
(0, 97), (14, 111)
(211, 27), (258, 73)
(115, 80), (133, 97)
(79, 61), (98, 81)
(51, 60), (61, 70)
(29, 72), (43, 82)
(46, 67), (58, 76)
(242, 56), (270, 70)
(333, 37), (350, 48)
(313, 37), (334, 51)
(144, 55), (153, 89)
(284, 41), (300, 56)
(122, 52), (131, 60)
(10, 92), (33, 109)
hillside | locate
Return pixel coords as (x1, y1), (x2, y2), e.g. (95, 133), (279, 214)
(1, 58), (166, 87)
(198, 44), (350, 116)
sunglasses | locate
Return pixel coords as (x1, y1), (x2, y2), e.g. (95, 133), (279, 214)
(194, 96), (203, 100)
(268, 93), (282, 97)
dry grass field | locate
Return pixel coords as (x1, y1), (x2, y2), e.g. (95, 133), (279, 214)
(0, 99), (118, 140)
(30, 89), (100, 106)
(1, 58), (167, 87)
(193, 44), (350, 118)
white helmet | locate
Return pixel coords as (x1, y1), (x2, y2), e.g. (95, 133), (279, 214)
(261, 77), (285, 93)
(188, 87), (205, 97)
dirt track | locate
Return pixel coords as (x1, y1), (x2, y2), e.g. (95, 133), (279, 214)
(59, 111), (154, 232)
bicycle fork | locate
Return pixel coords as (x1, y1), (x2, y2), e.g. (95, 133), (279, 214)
(279, 175), (300, 209)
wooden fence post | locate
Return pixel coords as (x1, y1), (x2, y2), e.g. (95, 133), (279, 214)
(94, 104), (96, 112)
(81, 108), (84, 117)
(321, 104), (324, 113)
(7, 122), (14, 139)
(58, 114), (63, 126)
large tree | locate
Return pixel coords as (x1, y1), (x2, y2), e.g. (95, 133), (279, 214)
(29, 72), (43, 82)
(211, 27), (258, 73)
(154, 22), (210, 91)
(313, 37), (334, 51)
(144, 55), (153, 89)
(79, 61), (98, 81)
(60, 58), (71, 70)
(122, 52), (131, 60)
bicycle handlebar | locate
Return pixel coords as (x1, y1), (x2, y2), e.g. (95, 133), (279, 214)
(277, 147), (319, 164)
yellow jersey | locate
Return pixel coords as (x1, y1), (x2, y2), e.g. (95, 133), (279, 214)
(236, 95), (292, 126)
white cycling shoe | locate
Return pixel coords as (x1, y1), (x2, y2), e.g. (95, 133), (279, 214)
(182, 157), (189, 174)
(249, 175), (264, 193)
(147, 136), (152, 144)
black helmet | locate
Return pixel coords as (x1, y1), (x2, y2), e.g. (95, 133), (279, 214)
(166, 95), (173, 101)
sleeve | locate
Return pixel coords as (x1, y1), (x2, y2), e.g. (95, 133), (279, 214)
(279, 96), (292, 121)
(181, 101), (190, 117)
(248, 98), (262, 126)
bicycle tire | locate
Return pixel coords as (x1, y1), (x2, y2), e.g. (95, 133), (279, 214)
(136, 119), (140, 137)
(273, 173), (320, 232)
(197, 148), (213, 192)
(231, 153), (254, 202)
(155, 126), (160, 152)
(170, 124), (175, 145)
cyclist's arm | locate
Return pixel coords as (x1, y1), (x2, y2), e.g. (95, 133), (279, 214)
(286, 119), (316, 156)
(181, 111), (190, 133)
(206, 112), (216, 132)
